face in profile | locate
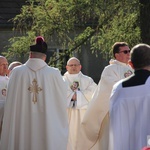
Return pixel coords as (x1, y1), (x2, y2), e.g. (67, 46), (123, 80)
(115, 46), (131, 64)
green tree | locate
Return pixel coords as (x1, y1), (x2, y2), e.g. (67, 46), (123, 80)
(4, 0), (141, 69)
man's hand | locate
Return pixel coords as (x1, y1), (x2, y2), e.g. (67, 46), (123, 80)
(72, 92), (77, 101)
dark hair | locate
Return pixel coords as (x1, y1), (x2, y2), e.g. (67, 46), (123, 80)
(131, 43), (150, 69)
(112, 42), (129, 58)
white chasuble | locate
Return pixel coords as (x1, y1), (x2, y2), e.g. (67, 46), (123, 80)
(79, 60), (133, 150)
(63, 71), (97, 150)
(0, 58), (68, 150)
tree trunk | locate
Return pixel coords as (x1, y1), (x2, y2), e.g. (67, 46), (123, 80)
(140, 0), (150, 44)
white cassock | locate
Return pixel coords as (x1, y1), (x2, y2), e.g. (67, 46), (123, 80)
(63, 71), (97, 150)
(0, 75), (8, 133)
(109, 69), (150, 150)
(0, 58), (68, 150)
(79, 59), (133, 150)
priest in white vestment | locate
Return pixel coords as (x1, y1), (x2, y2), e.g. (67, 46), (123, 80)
(0, 56), (9, 136)
(79, 42), (133, 150)
(109, 43), (150, 150)
(63, 57), (97, 150)
(0, 36), (68, 150)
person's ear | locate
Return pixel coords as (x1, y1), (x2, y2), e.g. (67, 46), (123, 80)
(114, 53), (118, 59)
(43, 55), (46, 61)
(128, 60), (134, 69)
(66, 65), (68, 70)
(80, 65), (82, 70)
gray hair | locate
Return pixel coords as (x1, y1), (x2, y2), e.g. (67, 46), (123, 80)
(67, 57), (80, 65)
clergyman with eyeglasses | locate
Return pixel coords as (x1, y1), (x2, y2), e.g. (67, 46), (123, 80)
(63, 57), (97, 150)
(79, 42), (133, 150)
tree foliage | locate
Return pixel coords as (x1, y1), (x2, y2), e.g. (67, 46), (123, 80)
(4, 0), (141, 67)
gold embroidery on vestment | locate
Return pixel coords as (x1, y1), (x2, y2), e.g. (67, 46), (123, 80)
(28, 79), (42, 104)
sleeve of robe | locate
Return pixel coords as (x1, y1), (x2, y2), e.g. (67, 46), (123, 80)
(76, 76), (97, 109)
(66, 75), (97, 109)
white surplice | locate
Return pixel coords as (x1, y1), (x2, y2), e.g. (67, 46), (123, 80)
(79, 59), (133, 150)
(109, 70), (150, 150)
(63, 71), (97, 150)
(0, 58), (68, 150)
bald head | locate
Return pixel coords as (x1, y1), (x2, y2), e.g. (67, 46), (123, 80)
(8, 61), (22, 76)
(8, 61), (22, 70)
(67, 57), (80, 65)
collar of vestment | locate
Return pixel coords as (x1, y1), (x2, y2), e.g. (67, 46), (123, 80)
(64, 71), (82, 76)
(109, 59), (129, 66)
(64, 71), (82, 84)
(64, 71), (82, 79)
(25, 58), (47, 71)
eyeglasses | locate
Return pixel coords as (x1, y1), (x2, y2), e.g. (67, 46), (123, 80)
(119, 50), (130, 54)
(67, 64), (80, 67)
